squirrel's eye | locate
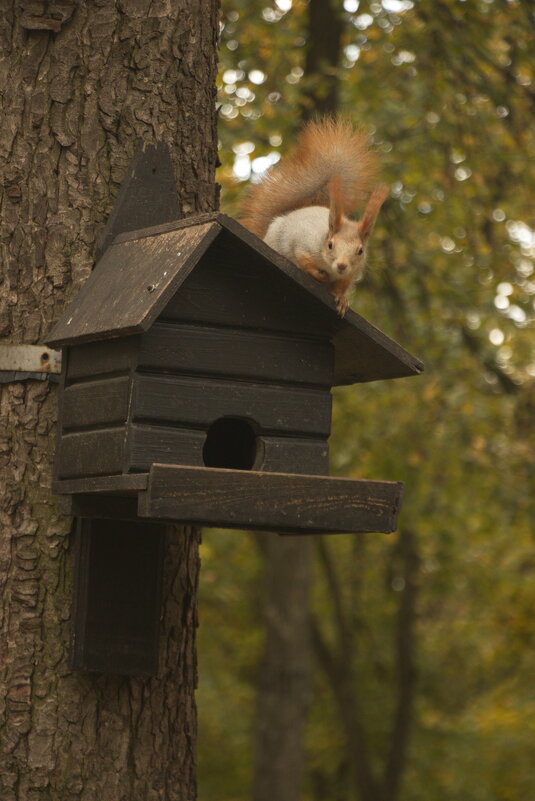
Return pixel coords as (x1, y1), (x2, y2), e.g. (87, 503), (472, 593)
(328, 241), (333, 250)
(357, 246), (364, 255)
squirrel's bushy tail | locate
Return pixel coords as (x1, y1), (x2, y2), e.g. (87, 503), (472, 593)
(240, 118), (380, 238)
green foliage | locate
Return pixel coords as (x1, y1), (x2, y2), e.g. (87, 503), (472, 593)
(199, 1), (535, 799)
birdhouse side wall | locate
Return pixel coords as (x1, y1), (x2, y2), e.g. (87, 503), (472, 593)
(55, 233), (342, 480)
(55, 333), (333, 479)
(129, 318), (333, 475)
(56, 338), (138, 479)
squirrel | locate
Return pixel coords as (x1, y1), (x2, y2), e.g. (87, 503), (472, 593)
(240, 118), (389, 316)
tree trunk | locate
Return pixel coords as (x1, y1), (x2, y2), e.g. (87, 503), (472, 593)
(302, 0), (344, 119)
(251, 535), (313, 801)
(0, 3), (219, 799)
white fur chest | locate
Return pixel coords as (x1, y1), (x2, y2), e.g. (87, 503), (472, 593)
(264, 206), (329, 261)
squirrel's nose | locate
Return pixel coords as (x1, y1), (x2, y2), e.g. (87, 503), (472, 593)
(336, 263), (348, 274)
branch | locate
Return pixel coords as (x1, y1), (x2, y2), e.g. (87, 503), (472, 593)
(316, 537), (354, 663)
(310, 613), (382, 801)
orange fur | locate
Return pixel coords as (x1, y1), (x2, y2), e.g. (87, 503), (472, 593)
(240, 118), (380, 238)
(358, 184), (390, 241)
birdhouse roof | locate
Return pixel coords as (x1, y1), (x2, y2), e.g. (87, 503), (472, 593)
(46, 213), (423, 386)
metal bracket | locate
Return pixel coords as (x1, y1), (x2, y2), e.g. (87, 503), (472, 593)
(0, 344), (62, 383)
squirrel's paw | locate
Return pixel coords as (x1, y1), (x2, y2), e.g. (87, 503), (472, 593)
(335, 296), (349, 317)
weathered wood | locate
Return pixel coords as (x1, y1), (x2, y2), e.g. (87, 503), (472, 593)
(62, 376), (130, 430)
(163, 237), (336, 339)
(71, 519), (165, 675)
(131, 374), (333, 437)
(95, 141), (181, 262)
(46, 222), (220, 347)
(66, 337), (138, 381)
(138, 321), (334, 387)
(57, 429), (126, 478)
(126, 424), (206, 472)
(54, 473), (149, 496)
(332, 316), (424, 385)
(138, 464), (404, 534)
(257, 436), (329, 475)
(47, 212), (423, 385)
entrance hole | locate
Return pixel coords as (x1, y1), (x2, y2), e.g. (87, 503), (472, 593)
(202, 417), (258, 471)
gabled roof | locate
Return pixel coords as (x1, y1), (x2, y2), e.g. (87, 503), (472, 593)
(46, 213), (423, 386)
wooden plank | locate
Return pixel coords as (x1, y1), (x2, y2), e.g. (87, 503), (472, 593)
(66, 337), (138, 381)
(138, 464), (404, 534)
(54, 473), (149, 495)
(162, 240), (336, 338)
(257, 436), (329, 475)
(53, 347), (69, 483)
(138, 321), (334, 387)
(57, 429), (126, 478)
(333, 315), (425, 385)
(110, 211), (222, 246)
(125, 424), (206, 472)
(71, 518), (165, 675)
(95, 141), (181, 262)
(62, 376), (130, 430)
(46, 222), (220, 347)
(131, 374), (332, 437)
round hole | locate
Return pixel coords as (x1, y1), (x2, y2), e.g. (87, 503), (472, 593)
(202, 417), (258, 471)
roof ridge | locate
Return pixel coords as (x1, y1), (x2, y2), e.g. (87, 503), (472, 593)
(110, 212), (224, 248)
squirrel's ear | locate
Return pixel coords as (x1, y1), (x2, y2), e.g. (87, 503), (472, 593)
(358, 184), (389, 241)
(328, 176), (344, 235)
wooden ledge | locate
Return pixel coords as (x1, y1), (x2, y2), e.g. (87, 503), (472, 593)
(56, 465), (404, 534)
(138, 464), (403, 534)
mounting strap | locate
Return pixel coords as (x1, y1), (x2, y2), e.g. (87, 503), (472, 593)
(0, 344), (62, 383)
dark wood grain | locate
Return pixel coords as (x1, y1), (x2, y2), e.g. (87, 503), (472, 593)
(126, 424), (206, 472)
(71, 518), (165, 675)
(54, 473), (149, 495)
(57, 429), (126, 478)
(66, 337), (138, 381)
(62, 376), (130, 430)
(47, 211), (423, 384)
(138, 464), (404, 534)
(95, 141), (181, 262)
(138, 321), (334, 387)
(332, 316), (425, 385)
(131, 374), (332, 437)
(162, 237), (336, 338)
(256, 436), (329, 475)
(46, 222), (220, 347)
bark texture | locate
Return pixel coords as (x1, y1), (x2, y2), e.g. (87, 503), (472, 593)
(0, 2), (219, 798)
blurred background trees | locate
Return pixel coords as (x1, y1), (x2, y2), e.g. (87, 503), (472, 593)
(198, 1), (535, 800)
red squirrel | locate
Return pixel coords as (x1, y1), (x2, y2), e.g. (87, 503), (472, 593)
(241, 118), (389, 316)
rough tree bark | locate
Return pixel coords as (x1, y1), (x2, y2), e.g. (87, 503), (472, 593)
(0, 3), (219, 799)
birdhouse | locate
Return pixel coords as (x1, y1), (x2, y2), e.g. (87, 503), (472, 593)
(47, 212), (422, 536)
(45, 142), (422, 674)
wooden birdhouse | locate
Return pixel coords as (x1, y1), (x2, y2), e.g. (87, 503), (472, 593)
(48, 211), (422, 535)
(46, 143), (423, 674)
